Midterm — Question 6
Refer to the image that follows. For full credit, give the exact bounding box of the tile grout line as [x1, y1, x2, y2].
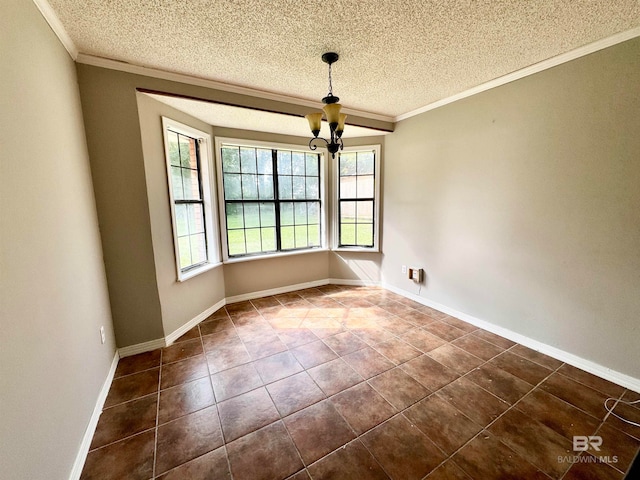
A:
[255, 294, 311, 477]
[199, 322, 236, 480]
[250, 288, 390, 478]
[407, 342, 569, 479]
[151, 348, 163, 479]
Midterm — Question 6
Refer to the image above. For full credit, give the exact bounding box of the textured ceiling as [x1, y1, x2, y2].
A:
[144, 93, 387, 138]
[48, 0, 640, 117]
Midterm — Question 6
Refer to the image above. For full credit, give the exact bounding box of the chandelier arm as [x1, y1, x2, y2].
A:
[309, 137, 329, 150]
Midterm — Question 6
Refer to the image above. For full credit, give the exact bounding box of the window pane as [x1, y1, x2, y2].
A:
[308, 202, 320, 224]
[175, 204, 188, 236]
[257, 149, 273, 174]
[280, 203, 294, 226]
[218, 142, 328, 258]
[187, 204, 205, 234]
[261, 227, 276, 251]
[357, 152, 374, 175]
[292, 176, 306, 199]
[295, 225, 308, 248]
[168, 132, 180, 166]
[178, 236, 192, 269]
[171, 167, 184, 200]
[228, 230, 246, 255]
[258, 174, 274, 199]
[306, 154, 318, 176]
[281, 226, 295, 250]
[222, 147, 240, 173]
[341, 224, 356, 245]
[245, 228, 262, 253]
[356, 201, 374, 223]
[190, 233, 207, 264]
[243, 203, 260, 228]
[308, 224, 320, 246]
[277, 151, 291, 175]
[357, 224, 374, 246]
[242, 174, 258, 199]
[357, 175, 374, 198]
[226, 203, 244, 229]
[260, 202, 276, 227]
[340, 201, 356, 223]
[306, 177, 319, 199]
[278, 176, 292, 199]
[223, 174, 242, 200]
[179, 136, 192, 168]
[340, 153, 357, 175]
[292, 152, 306, 175]
[240, 147, 257, 173]
[182, 169, 201, 200]
[340, 176, 356, 199]
[294, 203, 307, 224]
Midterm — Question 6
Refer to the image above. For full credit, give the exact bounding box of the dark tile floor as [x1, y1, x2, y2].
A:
[81, 285, 640, 480]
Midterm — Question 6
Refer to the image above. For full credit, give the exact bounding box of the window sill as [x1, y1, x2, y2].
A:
[331, 247, 380, 253]
[177, 261, 222, 282]
[223, 248, 329, 265]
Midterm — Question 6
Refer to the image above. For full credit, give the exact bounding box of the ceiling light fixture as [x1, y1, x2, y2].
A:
[305, 52, 346, 159]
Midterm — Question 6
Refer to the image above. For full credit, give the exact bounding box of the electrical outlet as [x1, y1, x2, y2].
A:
[100, 326, 106, 344]
[401, 265, 407, 274]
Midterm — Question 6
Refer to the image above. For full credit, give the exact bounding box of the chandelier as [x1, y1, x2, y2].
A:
[305, 52, 347, 159]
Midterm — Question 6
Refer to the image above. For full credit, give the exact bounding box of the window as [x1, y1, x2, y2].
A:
[162, 118, 218, 280]
[216, 138, 325, 260]
[335, 145, 381, 250]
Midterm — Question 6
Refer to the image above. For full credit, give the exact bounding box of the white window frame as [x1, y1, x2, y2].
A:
[215, 137, 328, 263]
[332, 144, 381, 252]
[162, 117, 220, 281]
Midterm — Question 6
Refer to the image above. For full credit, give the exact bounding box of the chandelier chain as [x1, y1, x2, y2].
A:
[327, 63, 333, 96]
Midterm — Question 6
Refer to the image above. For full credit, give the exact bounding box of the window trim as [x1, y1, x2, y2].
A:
[332, 144, 381, 252]
[162, 117, 220, 281]
[214, 137, 328, 263]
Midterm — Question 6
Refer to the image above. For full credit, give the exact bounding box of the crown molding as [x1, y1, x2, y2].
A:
[32, 0, 78, 59]
[395, 26, 640, 122]
[75, 53, 395, 124]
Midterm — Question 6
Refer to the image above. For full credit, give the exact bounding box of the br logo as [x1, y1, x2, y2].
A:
[573, 435, 602, 452]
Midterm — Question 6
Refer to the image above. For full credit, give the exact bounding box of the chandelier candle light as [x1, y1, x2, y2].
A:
[305, 52, 347, 158]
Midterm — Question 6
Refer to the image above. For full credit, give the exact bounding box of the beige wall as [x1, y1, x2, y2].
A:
[383, 38, 640, 378]
[76, 67, 165, 346]
[0, 1, 116, 479]
[136, 94, 225, 336]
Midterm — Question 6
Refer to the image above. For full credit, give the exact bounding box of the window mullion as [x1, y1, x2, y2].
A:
[272, 149, 282, 252]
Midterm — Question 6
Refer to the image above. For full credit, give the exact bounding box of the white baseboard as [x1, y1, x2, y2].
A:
[329, 277, 381, 287]
[383, 282, 640, 394]
[118, 338, 166, 358]
[225, 279, 331, 304]
[69, 351, 119, 480]
[165, 298, 226, 346]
